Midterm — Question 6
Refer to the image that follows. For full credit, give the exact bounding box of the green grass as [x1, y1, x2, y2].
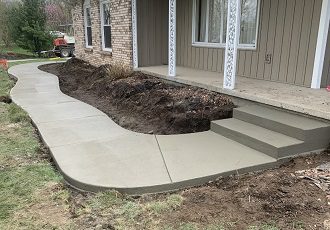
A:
[146, 194, 184, 215]
[0, 61, 64, 229]
[0, 165, 62, 220]
[0, 44, 35, 57]
[89, 190, 124, 210]
[247, 223, 280, 230]
[0, 59, 53, 99]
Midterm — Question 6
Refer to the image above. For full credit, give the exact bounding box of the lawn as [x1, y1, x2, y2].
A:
[0, 44, 35, 56]
[0, 61, 329, 230]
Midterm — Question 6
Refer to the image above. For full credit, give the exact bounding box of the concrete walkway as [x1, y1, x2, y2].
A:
[9, 62, 277, 194]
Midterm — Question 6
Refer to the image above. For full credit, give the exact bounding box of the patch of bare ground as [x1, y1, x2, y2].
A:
[12, 182, 75, 229]
[39, 58, 235, 134]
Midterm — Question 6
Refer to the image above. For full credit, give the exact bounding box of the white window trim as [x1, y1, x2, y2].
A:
[192, 0, 260, 50]
[100, 0, 112, 52]
[84, 0, 93, 49]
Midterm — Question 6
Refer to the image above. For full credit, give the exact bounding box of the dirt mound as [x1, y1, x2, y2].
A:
[61, 57, 94, 72]
[0, 95, 12, 104]
[39, 59, 235, 134]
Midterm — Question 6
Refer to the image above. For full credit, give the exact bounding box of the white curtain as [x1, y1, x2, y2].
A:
[208, 0, 221, 43]
[240, 0, 258, 45]
[195, 0, 258, 45]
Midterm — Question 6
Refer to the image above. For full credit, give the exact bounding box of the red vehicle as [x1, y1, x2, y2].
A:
[53, 34, 75, 58]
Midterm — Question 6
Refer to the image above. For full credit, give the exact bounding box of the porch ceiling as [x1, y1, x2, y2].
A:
[139, 65, 330, 121]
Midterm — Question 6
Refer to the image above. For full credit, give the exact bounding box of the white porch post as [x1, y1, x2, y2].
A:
[132, 0, 138, 69]
[223, 0, 241, 90]
[168, 0, 176, 77]
[311, 0, 330, 89]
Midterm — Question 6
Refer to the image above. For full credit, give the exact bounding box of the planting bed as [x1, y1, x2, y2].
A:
[39, 58, 235, 134]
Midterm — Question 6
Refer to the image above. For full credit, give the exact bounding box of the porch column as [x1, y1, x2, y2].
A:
[223, 0, 241, 90]
[132, 0, 138, 69]
[311, 0, 330, 89]
[168, 0, 176, 77]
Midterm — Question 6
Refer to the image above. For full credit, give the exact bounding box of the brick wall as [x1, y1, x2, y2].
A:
[72, 0, 133, 67]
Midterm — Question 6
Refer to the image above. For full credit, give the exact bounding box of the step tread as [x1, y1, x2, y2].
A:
[234, 105, 330, 130]
[212, 118, 304, 148]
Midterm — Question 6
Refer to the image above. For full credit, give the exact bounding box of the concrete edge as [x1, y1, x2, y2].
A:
[32, 115, 279, 195]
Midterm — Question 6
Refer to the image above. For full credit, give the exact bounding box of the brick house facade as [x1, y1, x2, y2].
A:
[72, 0, 133, 67]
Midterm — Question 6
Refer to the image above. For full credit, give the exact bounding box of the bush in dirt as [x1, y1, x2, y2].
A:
[97, 62, 133, 81]
[9, 0, 53, 56]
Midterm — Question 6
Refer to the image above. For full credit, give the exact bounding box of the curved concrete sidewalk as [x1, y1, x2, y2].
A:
[9, 62, 277, 194]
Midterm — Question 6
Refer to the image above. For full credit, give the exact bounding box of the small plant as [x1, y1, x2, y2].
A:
[89, 190, 124, 210]
[146, 194, 184, 215]
[206, 223, 226, 230]
[101, 62, 133, 81]
[167, 194, 184, 209]
[293, 221, 305, 230]
[116, 201, 141, 219]
[146, 201, 169, 214]
[52, 187, 70, 204]
[178, 223, 199, 230]
[248, 223, 280, 230]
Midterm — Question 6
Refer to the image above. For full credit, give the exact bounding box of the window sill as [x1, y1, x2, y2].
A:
[99, 50, 112, 56]
[192, 43, 257, 51]
[84, 47, 93, 52]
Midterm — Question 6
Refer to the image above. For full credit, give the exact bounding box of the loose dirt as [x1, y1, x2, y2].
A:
[39, 58, 235, 134]
[160, 151, 330, 229]
[0, 95, 12, 104]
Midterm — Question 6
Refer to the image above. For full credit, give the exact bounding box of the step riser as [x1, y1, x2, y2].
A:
[233, 109, 330, 141]
[211, 123, 306, 159]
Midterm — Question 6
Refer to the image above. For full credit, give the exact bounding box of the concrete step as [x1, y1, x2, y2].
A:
[233, 105, 330, 142]
[211, 118, 305, 159]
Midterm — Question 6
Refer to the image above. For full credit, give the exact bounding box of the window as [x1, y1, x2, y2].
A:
[84, 0, 92, 48]
[100, 0, 111, 51]
[193, 0, 259, 49]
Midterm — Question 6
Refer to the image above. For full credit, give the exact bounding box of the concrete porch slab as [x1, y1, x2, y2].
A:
[8, 62, 280, 194]
[139, 65, 330, 121]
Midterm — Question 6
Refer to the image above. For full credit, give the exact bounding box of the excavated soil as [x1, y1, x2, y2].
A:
[161, 152, 330, 229]
[39, 58, 235, 134]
